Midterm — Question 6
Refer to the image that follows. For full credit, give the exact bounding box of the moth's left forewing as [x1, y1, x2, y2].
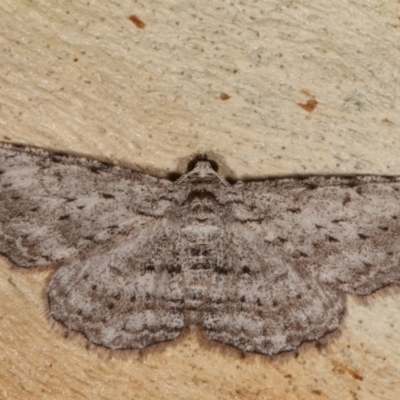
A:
[236, 176, 400, 295]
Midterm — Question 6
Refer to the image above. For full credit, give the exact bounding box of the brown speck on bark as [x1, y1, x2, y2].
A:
[298, 99, 318, 112]
[220, 93, 231, 101]
[129, 15, 146, 29]
[332, 361, 364, 381]
[300, 89, 313, 97]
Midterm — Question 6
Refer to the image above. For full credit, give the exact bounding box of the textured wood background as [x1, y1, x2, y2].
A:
[1, 1, 400, 399]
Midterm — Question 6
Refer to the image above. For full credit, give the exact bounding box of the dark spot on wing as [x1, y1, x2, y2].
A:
[145, 263, 155, 272]
[345, 179, 359, 188]
[215, 265, 228, 274]
[304, 181, 318, 190]
[190, 246, 201, 256]
[167, 264, 182, 274]
[101, 193, 115, 199]
[326, 235, 339, 242]
[242, 266, 250, 274]
[292, 250, 309, 258]
[89, 166, 101, 174]
[342, 194, 351, 205]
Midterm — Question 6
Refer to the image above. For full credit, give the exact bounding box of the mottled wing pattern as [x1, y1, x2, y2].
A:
[205, 176, 400, 355]
[204, 223, 345, 355]
[239, 176, 400, 295]
[3, 145, 400, 355]
[0, 143, 176, 267]
[48, 221, 184, 349]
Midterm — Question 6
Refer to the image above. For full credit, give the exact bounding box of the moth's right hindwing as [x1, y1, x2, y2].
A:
[48, 222, 184, 349]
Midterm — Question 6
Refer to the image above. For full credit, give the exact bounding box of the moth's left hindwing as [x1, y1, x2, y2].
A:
[204, 224, 345, 355]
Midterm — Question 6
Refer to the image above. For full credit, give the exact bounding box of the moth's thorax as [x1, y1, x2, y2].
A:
[180, 222, 224, 326]
[184, 191, 220, 224]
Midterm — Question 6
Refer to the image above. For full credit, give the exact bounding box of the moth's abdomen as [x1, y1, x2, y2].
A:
[181, 224, 223, 325]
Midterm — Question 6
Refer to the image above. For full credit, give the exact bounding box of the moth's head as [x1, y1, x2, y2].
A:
[177, 159, 228, 186]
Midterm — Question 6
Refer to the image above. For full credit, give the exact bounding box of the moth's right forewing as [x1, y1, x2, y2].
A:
[0, 143, 176, 268]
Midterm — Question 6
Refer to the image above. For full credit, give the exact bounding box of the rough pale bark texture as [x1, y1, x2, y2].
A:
[0, 1, 400, 399]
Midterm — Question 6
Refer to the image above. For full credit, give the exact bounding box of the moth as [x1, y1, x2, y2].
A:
[1, 142, 400, 355]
